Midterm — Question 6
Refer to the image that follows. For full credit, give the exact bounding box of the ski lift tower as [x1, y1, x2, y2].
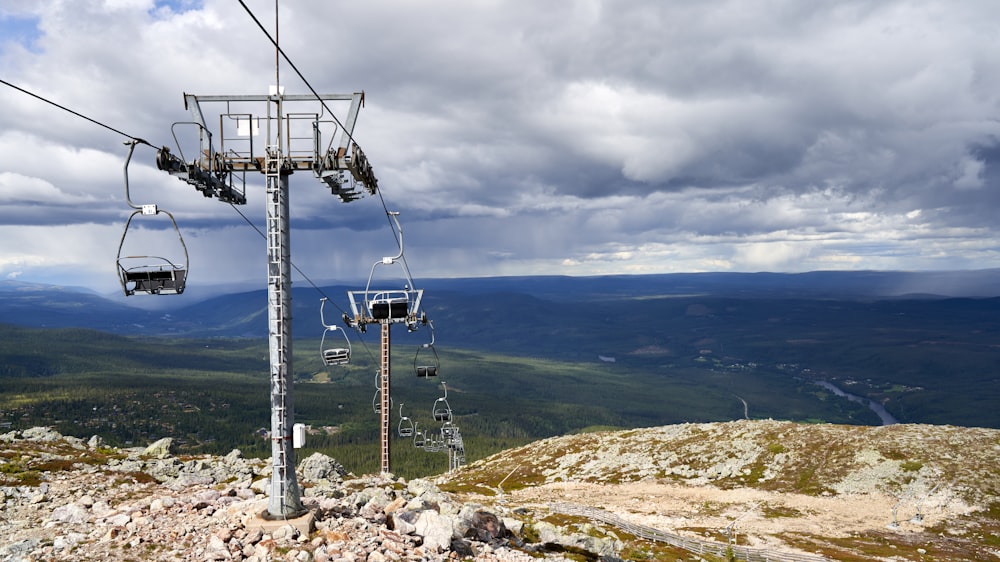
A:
[156, 88, 376, 519]
[417, 382, 466, 472]
[346, 214, 425, 475]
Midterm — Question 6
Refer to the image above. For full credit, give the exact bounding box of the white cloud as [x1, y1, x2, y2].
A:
[3, 0, 1000, 293]
[734, 241, 813, 271]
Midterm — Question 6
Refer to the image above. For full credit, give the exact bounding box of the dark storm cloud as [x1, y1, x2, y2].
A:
[3, 0, 1000, 290]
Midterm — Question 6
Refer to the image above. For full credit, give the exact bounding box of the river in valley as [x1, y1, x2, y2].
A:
[815, 381, 899, 425]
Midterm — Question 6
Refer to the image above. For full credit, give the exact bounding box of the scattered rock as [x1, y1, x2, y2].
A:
[142, 437, 174, 459]
[300, 452, 347, 482]
[414, 509, 454, 552]
[0, 427, 574, 562]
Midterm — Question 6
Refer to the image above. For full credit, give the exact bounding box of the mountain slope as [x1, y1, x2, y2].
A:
[443, 420, 1000, 561]
[4, 272, 1000, 430]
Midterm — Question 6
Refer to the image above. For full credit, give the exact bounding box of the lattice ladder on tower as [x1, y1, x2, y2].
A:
[344, 211, 426, 476]
[264, 142, 295, 508]
[379, 320, 391, 474]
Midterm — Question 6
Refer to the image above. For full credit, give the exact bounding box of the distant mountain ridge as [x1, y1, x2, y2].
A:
[4, 269, 1000, 337]
[4, 270, 1000, 441]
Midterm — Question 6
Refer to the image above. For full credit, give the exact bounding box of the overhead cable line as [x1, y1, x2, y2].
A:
[227, 202, 380, 364]
[0, 78, 154, 147]
[237, 0, 428, 325]
[2, 77, 374, 359]
[236, 0, 362, 151]
[376, 189, 418, 287]
[236, 0, 408, 272]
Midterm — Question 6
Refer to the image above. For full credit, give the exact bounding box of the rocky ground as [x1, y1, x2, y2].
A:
[0, 427, 577, 562]
[4, 421, 1000, 561]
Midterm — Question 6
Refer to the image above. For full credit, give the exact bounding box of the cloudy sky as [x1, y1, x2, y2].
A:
[2, 0, 1000, 299]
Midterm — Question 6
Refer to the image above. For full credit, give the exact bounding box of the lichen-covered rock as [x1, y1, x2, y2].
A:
[141, 437, 174, 459]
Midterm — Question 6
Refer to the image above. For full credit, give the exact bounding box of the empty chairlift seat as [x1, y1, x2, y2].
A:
[414, 323, 439, 378]
[432, 399, 452, 422]
[117, 141, 190, 298]
[416, 365, 438, 378]
[370, 296, 410, 320]
[319, 298, 352, 366]
[397, 404, 414, 438]
[123, 268, 187, 296]
[323, 347, 350, 366]
[432, 382, 452, 422]
[119, 259, 187, 296]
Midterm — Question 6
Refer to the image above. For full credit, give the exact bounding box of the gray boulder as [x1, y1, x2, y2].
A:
[142, 437, 174, 459]
[298, 452, 346, 482]
[414, 509, 454, 552]
[22, 427, 62, 442]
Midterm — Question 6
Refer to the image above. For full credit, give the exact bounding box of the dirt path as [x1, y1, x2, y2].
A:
[499, 480, 942, 550]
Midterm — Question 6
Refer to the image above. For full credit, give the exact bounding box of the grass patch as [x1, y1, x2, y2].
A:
[761, 504, 804, 518]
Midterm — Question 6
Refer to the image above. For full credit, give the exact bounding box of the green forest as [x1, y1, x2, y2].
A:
[0, 323, 884, 479]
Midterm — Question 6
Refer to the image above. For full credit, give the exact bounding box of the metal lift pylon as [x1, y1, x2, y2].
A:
[345, 212, 425, 476]
[263, 132, 302, 518]
[157, 87, 375, 519]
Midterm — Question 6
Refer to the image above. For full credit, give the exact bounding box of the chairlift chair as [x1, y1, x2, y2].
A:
[346, 212, 423, 326]
[432, 382, 453, 423]
[397, 403, 414, 438]
[116, 140, 189, 296]
[370, 291, 411, 320]
[320, 298, 351, 366]
[441, 421, 457, 443]
[414, 320, 440, 378]
[413, 424, 425, 448]
[117, 253, 187, 296]
[423, 434, 442, 453]
[432, 400, 452, 422]
[323, 347, 350, 366]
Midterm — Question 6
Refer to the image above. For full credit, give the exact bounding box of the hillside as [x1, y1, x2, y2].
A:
[445, 419, 1000, 561]
[3, 421, 998, 561]
[3, 271, 1000, 430]
[0, 324, 901, 477]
